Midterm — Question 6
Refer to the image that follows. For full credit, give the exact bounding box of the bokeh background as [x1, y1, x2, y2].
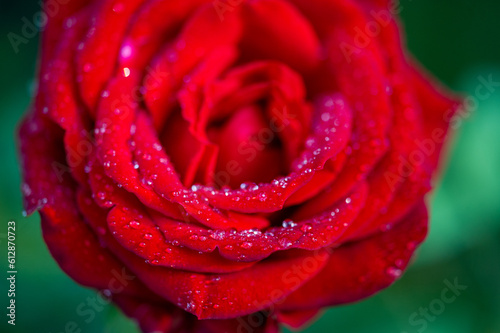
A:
[1, 0, 499, 332]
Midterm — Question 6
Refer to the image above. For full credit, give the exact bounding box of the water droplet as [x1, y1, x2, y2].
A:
[210, 230, 225, 240]
[278, 238, 292, 248]
[123, 67, 131, 77]
[129, 220, 141, 229]
[240, 242, 253, 249]
[386, 267, 402, 277]
[120, 44, 132, 59]
[300, 224, 312, 232]
[281, 219, 297, 228]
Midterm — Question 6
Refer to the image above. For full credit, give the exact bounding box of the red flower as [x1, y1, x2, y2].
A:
[19, 0, 460, 332]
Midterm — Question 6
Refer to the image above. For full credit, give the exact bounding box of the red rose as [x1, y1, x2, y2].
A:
[19, 0, 460, 331]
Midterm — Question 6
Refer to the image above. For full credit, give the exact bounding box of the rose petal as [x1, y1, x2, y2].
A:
[278, 202, 428, 311]
[76, 0, 145, 112]
[240, 0, 321, 73]
[153, 183, 367, 262]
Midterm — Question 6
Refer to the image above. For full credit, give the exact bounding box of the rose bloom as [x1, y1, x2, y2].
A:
[19, 0, 460, 332]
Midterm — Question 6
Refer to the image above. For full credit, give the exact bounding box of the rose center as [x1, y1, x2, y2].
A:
[160, 61, 312, 189]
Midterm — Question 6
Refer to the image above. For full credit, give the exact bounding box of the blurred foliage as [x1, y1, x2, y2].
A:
[0, 0, 499, 332]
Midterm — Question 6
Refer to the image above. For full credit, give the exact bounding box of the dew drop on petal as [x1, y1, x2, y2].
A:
[129, 220, 141, 229]
[386, 267, 402, 277]
[123, 67, 131, 77]
[240, 242, 253, 249]
[120, 44, 132, 59]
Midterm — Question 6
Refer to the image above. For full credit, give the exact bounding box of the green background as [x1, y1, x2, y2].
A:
[1, 0, 499, 332]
